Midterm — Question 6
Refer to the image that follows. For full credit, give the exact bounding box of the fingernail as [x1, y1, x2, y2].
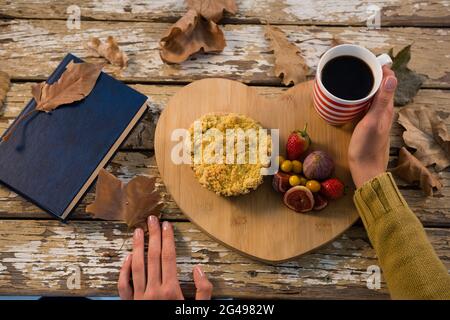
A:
[162, 221, 170, 231]
[148, 215, 158, 225]
[384, 76, 397, 92]
[125, 254, 131, 262]
[195, 266, 204, 277]
[134, 228, 142, 239]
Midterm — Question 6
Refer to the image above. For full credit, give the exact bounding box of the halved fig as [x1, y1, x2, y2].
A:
[283, 186, 314, 213]
[313, 193, 328, 211]
[272, 172, 291, 193]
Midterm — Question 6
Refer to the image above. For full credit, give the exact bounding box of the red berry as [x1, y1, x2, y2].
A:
[286, 124, 311, 160]
[320, 178, 344, 200]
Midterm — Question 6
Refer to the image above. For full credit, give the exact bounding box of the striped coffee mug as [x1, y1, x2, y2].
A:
[313, 44, 392, 125]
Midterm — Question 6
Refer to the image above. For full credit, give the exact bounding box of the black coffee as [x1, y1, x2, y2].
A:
[321, 56, 374, 101]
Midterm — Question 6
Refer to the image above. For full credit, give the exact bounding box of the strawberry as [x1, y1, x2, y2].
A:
[320, 178, 344, 200]
[286, 124, 311, 160]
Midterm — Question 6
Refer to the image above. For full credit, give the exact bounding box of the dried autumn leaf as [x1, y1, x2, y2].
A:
[391, 147, 442, 196]
[160, 9, 226, 64]
[0, 71, 10, 116]
[388, 45, 425, 106]
[398, 106, 450, 171]
[31, 61, 102, 112]
[86, 169, 163, 230]
[2, 61, 102, 141]
[87, 36, 129, 68]
[265, 25, 309, 86]
[185, 0, 237, 22]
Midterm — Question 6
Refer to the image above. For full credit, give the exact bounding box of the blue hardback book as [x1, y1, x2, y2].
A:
[0, 54, 148, 219]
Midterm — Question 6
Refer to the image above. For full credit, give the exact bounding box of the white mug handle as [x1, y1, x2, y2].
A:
[376, 53, 393, 67]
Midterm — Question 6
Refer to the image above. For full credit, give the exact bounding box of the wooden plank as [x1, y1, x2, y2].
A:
[0, 0, 449, 27]
[1, 83, 449, 150]
[0, 84, 449, 224]
[0, 83, 158, 150]
[0, 20, 449, 88]
[0, 219, 448, 298]
[0, 151, 185, 221]
[0, 149, 448, 226]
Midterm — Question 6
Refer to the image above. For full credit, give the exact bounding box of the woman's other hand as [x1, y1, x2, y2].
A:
[118, 216, 213, 300]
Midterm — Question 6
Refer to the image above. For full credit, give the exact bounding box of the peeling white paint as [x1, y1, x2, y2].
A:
[339, 29, 390, 50]
[8, 21, 51, 45]
[283, 0, 388, 23]
[437, 29, 449, 36]
[91, 0, 185, 14]
[332, 242, 343, 249]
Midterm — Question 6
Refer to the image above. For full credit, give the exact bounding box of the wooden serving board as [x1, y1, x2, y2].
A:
[155, 79, 359, 263]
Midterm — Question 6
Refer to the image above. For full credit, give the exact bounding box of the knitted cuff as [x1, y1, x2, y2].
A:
[353, 172, 409, 229]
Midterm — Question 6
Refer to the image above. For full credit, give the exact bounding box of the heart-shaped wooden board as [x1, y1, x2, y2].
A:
[155, 78, 359, 263]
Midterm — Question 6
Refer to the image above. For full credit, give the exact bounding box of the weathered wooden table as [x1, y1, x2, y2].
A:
[0, 1, 448, 299]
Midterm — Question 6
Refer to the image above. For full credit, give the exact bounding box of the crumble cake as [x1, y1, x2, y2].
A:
[188, 113, 271, 196]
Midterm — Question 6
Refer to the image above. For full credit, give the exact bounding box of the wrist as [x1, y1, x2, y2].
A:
[350, 166, 385, 189]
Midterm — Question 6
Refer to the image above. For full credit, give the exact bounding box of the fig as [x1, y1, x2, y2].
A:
[272, 172, 291, 193]
[283, 186, 314, 213]
[303, 151, 335, 181]
[313, 193, 328, 211]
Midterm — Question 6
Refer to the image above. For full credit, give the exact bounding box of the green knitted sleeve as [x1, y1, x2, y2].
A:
[354, 172, 450, 299]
